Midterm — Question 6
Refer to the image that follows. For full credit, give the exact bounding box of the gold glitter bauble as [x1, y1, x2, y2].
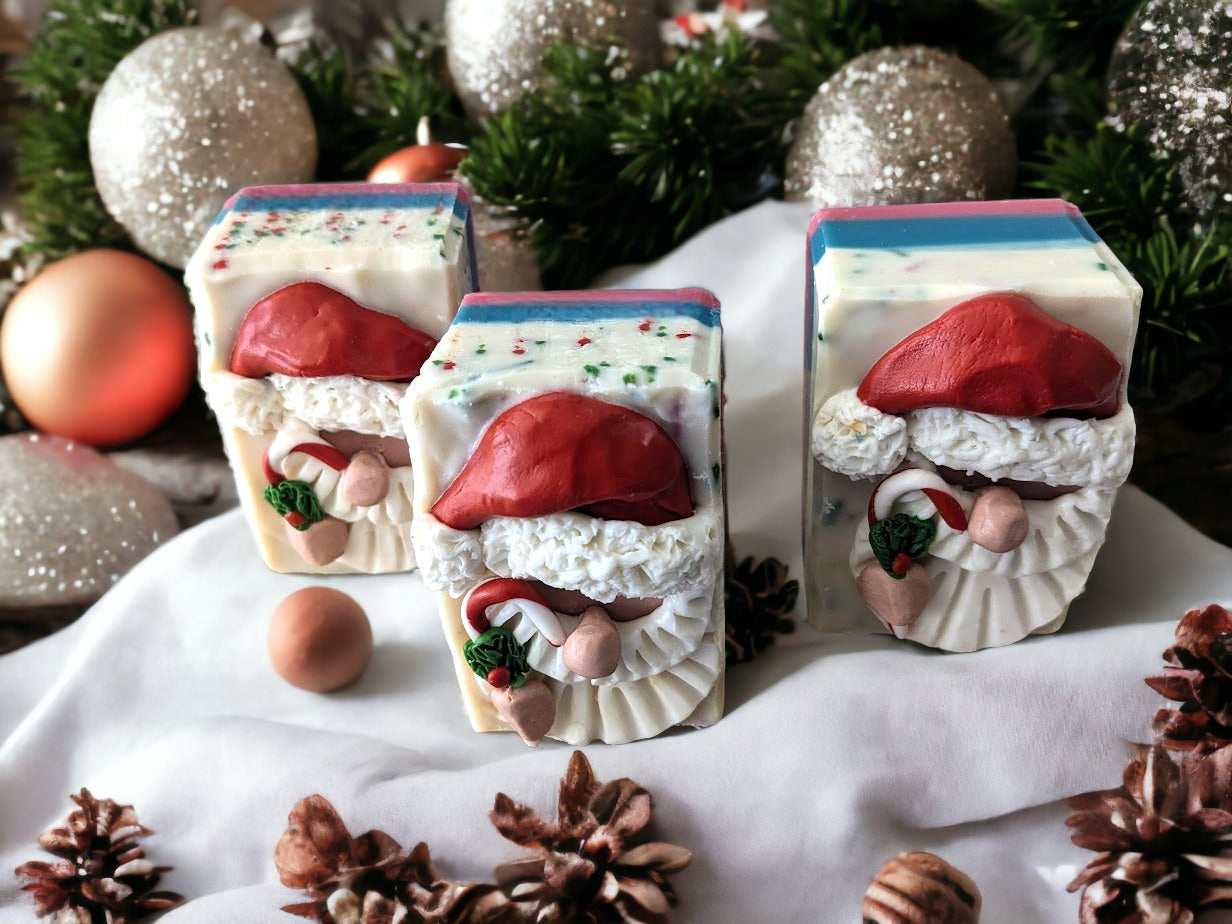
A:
[0, 434, 178, 608]
[784, 46, 1016, 209]
[88, 27, 317, 269]
[1108, 0, 1232, 219]
[444, 0, 660, 118]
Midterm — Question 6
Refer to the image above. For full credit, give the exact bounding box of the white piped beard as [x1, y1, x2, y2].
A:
[811, 388, 1134, 651]
[417, 508, 726, 744]
[849, 472, 1117, 651]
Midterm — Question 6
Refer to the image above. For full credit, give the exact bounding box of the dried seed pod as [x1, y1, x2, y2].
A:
[862, 851, 981, 923]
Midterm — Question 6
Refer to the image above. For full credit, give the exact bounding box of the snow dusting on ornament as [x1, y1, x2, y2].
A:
[784, 46, 1016, 209]
[444, 0, 660, 118]
[88, 27, 317, 269]
[0, 434, 178, 608]
[1108, 0, 1232, 219]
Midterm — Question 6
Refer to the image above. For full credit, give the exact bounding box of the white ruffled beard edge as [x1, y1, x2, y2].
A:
[812, 387, 1135, 489]
[849, 481, 1118, 652]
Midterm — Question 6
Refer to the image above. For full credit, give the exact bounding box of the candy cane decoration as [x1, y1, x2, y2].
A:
[259, 427, 353, 529]
[463, 578, 566, 648]
[265, 426, 350, 485]
[867, 468, 969, 531]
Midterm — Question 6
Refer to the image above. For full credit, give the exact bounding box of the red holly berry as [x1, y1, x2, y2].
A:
[488, 666, 511, 688]
[891, 552, 914, 576]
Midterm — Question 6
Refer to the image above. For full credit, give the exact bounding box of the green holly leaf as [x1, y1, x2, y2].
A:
[263, 480, 324, 531]
[869, 513, 936, 578]
[463, 626, 530, 688]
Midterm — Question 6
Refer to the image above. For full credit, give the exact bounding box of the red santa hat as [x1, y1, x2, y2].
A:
[857, 293, 1124, 419]
[431, 392, 694, 530]
[229, 282, 437, 381]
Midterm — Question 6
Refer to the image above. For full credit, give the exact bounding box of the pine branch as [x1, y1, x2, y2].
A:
[767, 0, 889, 109]
[980, 0, 1141, 75]
[15, 0, 196, 262]
[348, 20, 468, 168]
[767, 0, 1010, 104]
[287, 39, 362, 182]
[464, 32, 794, 287]
[287, 20, 467, 182]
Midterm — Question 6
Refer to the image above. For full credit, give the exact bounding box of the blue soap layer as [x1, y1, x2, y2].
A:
[809, 212, 1101, 266]
[216, 190, 470, 224]
[455, 300, 721, 329]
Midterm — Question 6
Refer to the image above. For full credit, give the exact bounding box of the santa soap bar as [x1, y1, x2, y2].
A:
[186, 182, 476, 574]
[403, 289, 726, 745]
[806, 199, 1141, 651]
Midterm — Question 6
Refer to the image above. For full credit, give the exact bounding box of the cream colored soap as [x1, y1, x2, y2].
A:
[186, 183, 476, 574]
[805, 200, 1141, 651]
[403, 289, 726, 745]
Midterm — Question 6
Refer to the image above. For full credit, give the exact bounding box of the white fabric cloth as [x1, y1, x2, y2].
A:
[2, 201, 1231, 923]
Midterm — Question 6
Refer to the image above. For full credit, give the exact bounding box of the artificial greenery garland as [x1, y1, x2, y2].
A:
[11, 0, 1232, 413]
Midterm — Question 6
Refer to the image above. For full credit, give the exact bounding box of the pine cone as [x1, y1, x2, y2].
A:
[492, 751, 692, 924]
[1147, 604, 1232, 753]
[1066, 744, 1232, 923]
[14, 788, 183, 922]
[275, 794, 508, 924]
[724, 554, 797, 664]
[862, 851, 981, 923]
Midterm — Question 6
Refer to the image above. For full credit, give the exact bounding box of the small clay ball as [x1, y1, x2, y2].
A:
[268, 587, 373, 692]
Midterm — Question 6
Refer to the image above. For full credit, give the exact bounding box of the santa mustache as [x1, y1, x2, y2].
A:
[812, 388, 1135, 490]
[460, 578, 669, 682]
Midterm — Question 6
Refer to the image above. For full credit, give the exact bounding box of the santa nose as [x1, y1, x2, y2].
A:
[561, 606, 622, 679]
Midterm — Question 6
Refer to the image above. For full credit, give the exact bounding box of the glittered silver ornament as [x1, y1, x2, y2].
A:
[445, 0, 660, 118]
[1108, 0, 1232, 218]
[0, 434, 178, 608]
[784, 46, 1016, 209]
[88, 26, 317, 269]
